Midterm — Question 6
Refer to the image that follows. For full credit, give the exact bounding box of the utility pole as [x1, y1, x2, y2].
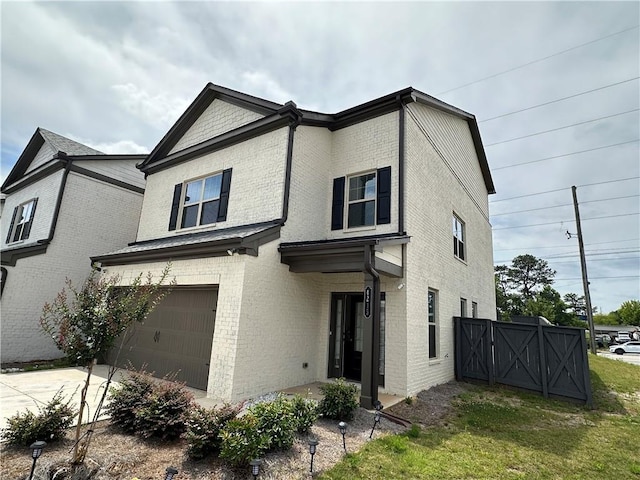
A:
[572, 186, 597, 354]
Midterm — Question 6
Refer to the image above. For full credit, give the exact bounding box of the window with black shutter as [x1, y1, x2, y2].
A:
[169, 169, 232, 231]
[6, 198, 37, 243]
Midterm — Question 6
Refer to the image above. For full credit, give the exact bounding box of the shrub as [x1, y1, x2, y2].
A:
[219, 415, 268, 466]
[105, 371, 154, 433]
[250, 395, 297, 451]
[289, 394, 318, 433]
[134, 380, 194, 440]
[1, 391, 76, 446]
[185, 403, 241, 460]
[318, 378, 359, 420]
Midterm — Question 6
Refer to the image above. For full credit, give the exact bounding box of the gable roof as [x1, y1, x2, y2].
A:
[140, 84, 495, 194]
[2, 128, 105, 189]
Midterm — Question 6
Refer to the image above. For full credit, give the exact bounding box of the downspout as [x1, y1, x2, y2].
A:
[277, 102, 301, 226]
[362, 243, 381, 409]
[38, 152, 72, 245]
[397, 96, 406, 235]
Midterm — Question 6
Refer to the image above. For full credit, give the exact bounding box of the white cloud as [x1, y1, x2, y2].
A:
[111, 83, 190, 130]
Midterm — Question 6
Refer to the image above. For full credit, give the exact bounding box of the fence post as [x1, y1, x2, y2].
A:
[579, 331, 594, 408]
[486, 319, 495, 386]
[454, 317, 462, 381]
[538, 325, 549, 399]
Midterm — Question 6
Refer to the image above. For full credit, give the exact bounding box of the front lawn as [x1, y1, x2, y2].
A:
[322, 354, 640, 479]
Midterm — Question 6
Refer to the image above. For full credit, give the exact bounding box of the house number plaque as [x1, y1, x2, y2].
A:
[364, 286, 372, 318]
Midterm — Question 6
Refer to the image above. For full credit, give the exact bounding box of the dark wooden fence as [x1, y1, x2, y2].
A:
[454, 317, 592, 406]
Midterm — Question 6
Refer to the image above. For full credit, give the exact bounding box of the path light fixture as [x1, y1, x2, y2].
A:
[338, 421, 347, 452]
[164, 466, 178, 480]
[250, 458, 262, 479]
[28, 441, 46, 480]
[369, 401, 384, 439]
[308, 438, 319, 473]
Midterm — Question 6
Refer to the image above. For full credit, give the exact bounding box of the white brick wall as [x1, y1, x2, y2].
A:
[1, 173, 143, 363]
[403, 108, 496, 396]
[283, 112, 400, 243]
[169, 100, 264, 155]
[136, 127, 289, 242]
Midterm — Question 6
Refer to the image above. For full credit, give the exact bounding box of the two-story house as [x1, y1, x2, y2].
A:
[92, 84, 496, 408]
[1, 128, 146, 363]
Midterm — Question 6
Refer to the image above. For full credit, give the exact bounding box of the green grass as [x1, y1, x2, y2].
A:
[322, 354, 640, 479]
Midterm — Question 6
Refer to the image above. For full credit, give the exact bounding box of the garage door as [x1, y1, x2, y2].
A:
[111, 288, 218, 390]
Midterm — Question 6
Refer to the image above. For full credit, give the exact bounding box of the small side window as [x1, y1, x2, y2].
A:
[6, 199, 38, 244]
[453, 214, 465, 261]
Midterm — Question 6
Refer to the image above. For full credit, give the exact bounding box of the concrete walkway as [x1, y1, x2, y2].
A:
[0, 365, 213, 432]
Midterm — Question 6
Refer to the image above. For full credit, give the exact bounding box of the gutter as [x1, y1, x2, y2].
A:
[397, 96, 406, 235]
[39, 152, 72, 245]
[277, 102, 301, 225]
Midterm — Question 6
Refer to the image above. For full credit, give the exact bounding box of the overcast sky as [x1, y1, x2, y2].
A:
[2, 1, 638, 313]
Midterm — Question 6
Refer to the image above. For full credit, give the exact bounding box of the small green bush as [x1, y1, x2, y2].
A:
[250, 395, 297, 451]
[318, 378, 359, 420]
[219, 414, 268, 466]
[185, 403, 241, 460]
[105, 371, 154, 433]
[1, 391, 76, 446]
[134, 380, 194, 440]
[290, 394, 318, 433]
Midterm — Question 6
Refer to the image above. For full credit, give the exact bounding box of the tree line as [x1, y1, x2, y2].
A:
[495, 254, 640, 327]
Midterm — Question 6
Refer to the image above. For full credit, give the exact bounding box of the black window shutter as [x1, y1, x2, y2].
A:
[21, 198, 38, 240]
[6, 206, 18, 243]
[217, 168, 233, 222]
[168, 184, 182, 231]
[331, 176, 345, 230]
[377, 166, 392, 224]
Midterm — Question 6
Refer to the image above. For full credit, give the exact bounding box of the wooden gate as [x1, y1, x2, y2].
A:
[454, 317, 592, 406]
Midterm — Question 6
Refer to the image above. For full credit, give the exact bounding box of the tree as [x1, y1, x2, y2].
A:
[40, 265, 174, 465]
[617, 300, 640, 326]
[523, 285, 579, 326]
[563, 293, 586, 317]
[507, 254, 556, 300]
[593, 311, 622, 325]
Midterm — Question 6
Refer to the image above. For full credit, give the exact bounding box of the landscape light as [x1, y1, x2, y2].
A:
[164, 466, 178, 480]
[338, 421, 347, 452]
[250, 458, 262, 479]
[28, 441, 46, 480]
[308, 438, 319, 473]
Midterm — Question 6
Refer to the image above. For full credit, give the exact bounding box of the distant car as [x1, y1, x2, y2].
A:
[595, 334, 612, 348]
[616, 332, 632, 343]
[609, 341, 640, 355]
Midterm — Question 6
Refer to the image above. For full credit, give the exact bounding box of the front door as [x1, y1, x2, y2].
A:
[328, 292, 385, 385]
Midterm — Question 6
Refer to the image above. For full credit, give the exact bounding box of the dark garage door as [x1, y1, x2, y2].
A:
[110, 288, 218, 390]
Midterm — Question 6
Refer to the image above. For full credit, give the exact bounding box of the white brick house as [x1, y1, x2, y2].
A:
[92, 84, 496, 407]
[0, 128, 146, 363]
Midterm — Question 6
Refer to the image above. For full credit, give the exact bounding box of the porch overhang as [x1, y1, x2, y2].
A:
[278, 234, 409, 277]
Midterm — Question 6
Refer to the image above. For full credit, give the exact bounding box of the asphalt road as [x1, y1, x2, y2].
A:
[597, 351, 640, 366]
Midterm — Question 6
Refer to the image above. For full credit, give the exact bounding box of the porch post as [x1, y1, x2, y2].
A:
[361, 270, 380, 409]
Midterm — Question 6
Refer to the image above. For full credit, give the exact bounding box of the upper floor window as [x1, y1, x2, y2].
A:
[168, 169, 232, 232]
[348, 172, 376, 228]
[453, 214, 465, 261]
[6, 198, 38, 244]
[331, 166, 391, 231]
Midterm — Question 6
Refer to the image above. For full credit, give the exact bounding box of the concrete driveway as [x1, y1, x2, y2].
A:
[0, 365, 213, 433]
[598, 352, 640, 366]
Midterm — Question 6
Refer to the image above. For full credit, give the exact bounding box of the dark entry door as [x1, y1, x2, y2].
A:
[329, 292, 384, 384]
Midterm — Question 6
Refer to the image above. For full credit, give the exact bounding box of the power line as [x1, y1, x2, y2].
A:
[492, 212, 639, 230]
[485, 109, 639, 147]
[480, 77, 640, 123]
[491, 139, 639, 171]
[555, 275, 639, 280]
[494, 250, 640, 263]
[491, 194, 640, 216]
[546, 256, 640, 266]
[494, 238, 640, 252]
[489, 176, 640, 203]
[436, 25, 640, 96]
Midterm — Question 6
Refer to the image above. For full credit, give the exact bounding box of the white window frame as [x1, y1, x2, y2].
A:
[8, 199, 36, 243]
[453, 214, 466, 261]
[179, 172, 223, 229]
[472, 301, 478, 318]
[346, 171, 377, 229]
[428, 289, 438, 359]
[460, 297, 468, 317]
